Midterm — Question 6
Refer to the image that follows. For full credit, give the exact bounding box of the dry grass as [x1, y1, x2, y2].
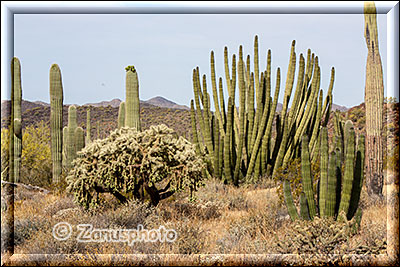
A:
[5, 177, 388, 264]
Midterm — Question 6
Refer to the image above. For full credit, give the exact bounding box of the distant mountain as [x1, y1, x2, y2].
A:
[33, 100, 50, 107]
[83, 96, 189, 110]
[83, 98, 122, 108]
[143, 96, 189, 110]
[331, 103, 348, 112]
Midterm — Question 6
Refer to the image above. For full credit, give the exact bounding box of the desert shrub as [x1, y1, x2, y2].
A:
[1, 128, 10, 179]
[1, 121, 52, 187]
[274, 216, 358, 254]
[274, 158, 320, 204]
[66, 124, 205, 210]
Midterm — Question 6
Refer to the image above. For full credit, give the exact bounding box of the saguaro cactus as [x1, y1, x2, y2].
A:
[8, 57, 23, 182]
[65, 105, 78, 169]
[118, 101, 125, 129]
[75, 127, 85, 154]
[50, 64, 64, 183]
[86, 109, 91, 144]
[364, 1, 384, 198]
[125, 66, 141, 131]
[284, 123, 365, 222]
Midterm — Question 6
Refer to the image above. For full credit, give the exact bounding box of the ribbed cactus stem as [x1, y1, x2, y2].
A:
[326, 151, 338, 218]
[62, 126, 67, 167]
[301, 135, 316, 219]
[338, 122, 356, 220]
[12, 57, 22, 183]
[75, 127, 85, 155]
[210, 51, 225, 136]
[50, 63, 64, 184]
[125, 66, 141, 131]
[86, 109, 91, 144]
[224, 97, 234, 183]
[66, 105, 78, 169]
[190, 100, 201, 155]
[233, 54, 246, 186]
[117, 102, 125, 129]
[364, 2, 384, 198]
[319, 127, 329, 217]
[300, 192, 311, 220]
[283, 180, 299, 221]
[348, 134, 365, 219]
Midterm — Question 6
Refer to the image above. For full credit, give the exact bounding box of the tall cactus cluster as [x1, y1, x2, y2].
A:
[9, 57, 23, 183]
[124, 65, 141, 131]
[190, 36, 334, 184]
[50, 64, 64, 183]
[284, 121, 365, 223]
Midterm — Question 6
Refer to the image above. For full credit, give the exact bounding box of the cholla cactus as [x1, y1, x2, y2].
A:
[66, 124, 205, 209]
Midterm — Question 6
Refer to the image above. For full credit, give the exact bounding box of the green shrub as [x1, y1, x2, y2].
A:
[1, 121, 52, 187]
[66, 124, 205, 210]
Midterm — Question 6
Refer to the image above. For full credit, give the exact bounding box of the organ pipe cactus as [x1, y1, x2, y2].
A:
[284, 122, 365, 223]
[190, 35, 335, 184]
[125, 66, 141, 131]
[50, 64, 64, 183]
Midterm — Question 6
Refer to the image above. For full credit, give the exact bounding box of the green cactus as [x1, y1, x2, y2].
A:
[283, 124, 365, 224]
[300, 192, 311, 221]
[338, 122, 356, 220]
[11, 57, 22, 183]
[66, 125, 205, 209]
[125, 66, 141, 131]
[65, 105, 78, 169]
[283, 180, 299, 221]
[319, 127, 329, 217]
[86, 109, 91, 144]
[190, 35, 335, 184]
[300, 135, 316, 219]
[223, 97, 234, 183]
[75, 127, 85, 155]
[49, 64, 64, 184]
[326, 151, 338, 218]
[118, 101, 125, 129]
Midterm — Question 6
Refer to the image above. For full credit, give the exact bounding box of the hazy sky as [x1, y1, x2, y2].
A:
[6, 4, 391, 108]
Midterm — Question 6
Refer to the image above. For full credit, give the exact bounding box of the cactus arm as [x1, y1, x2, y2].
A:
[280, 40, 297, 134]
[118, 102, 125, 129]
[210, 51, 225, 136]
[233, 53, 246, 186]
[319, 127, 329, 217]
[300, 135, 316, 219]
[283, 180, 299, 221]
[300, 192, 311, 220]
[338, 122, 356, 220]
[326, 151, 338, 218]
[347, 134, 365, 220]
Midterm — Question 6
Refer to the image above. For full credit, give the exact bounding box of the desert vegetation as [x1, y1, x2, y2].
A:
[1, 2, 399, 265]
